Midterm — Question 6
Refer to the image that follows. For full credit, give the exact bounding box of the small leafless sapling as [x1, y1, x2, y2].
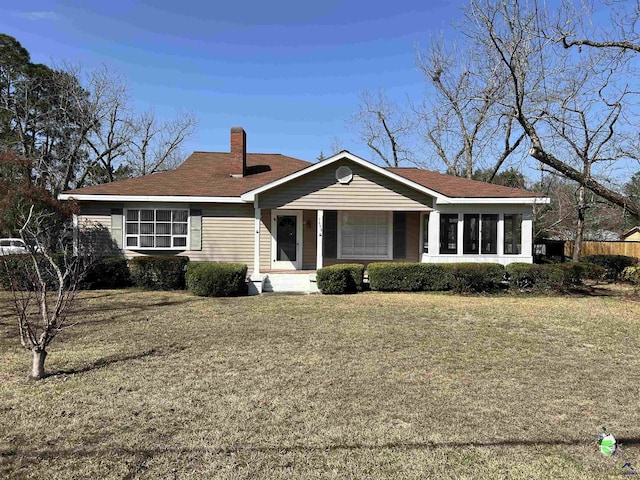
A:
[2, 204, 86, 379]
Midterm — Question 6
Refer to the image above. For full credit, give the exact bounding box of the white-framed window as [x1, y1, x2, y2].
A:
[338, 211, 392, 259]
[504, 213, 523, 254]
[125, 208, 188, 249]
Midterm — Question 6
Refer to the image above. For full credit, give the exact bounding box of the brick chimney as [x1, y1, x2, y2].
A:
[230, 126, 247, 177]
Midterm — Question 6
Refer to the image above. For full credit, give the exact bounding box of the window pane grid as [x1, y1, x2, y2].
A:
[340, 212, 389, 259]
[125, 208, 188, 249]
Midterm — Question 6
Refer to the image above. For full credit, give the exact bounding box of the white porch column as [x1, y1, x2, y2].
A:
[72, 213, 79, 256]
[254, 207, 261, 275]
[522, 212, 533, 258]
[457, 213, 464, 256]
[427, 210, 439, 259]
[316, 209, 324, 270]
[497, 213, 505, 256]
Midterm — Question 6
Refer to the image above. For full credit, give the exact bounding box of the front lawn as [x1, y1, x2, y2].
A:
[1, 290, 639, 479]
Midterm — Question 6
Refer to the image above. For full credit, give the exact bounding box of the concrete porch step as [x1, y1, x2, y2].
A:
[258, 273, 318, 294]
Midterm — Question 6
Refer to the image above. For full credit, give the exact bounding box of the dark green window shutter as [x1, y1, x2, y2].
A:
[190, 209, 202, 251]
[393, 212, 407, 259]
[323, 210, 337, 258]
[110, 208, 123, 249]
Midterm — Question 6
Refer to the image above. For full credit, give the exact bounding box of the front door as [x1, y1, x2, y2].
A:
[271, 210, 303, 269]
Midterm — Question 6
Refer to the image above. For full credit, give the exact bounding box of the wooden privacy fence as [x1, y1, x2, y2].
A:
[564, 241, 640, 258]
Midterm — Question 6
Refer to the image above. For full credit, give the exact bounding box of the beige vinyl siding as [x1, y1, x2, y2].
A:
[189, 204, 254, 265]
[77, 202, 114, 252]
[260, 209, 271, 270]
[302, 210, 317, 269]
[258, 160, 433, 211]
[79, 202, 255, 268]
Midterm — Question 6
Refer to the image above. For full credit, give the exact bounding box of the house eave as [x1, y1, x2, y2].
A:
[57, 194, 247, 203]
[436, 197, 550, 205]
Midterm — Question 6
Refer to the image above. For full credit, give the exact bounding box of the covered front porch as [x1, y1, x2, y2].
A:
[249, 208, 429, 293]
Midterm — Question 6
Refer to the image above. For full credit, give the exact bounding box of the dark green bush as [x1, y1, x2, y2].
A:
[576, 262, 607, 282]
[316, 264, 364, 294]
[581, 255, 638, 281]
[623, 266, 640, 285]
[186, 262, 248, 297]
[81, 256, 132, 289]
[553, 262, 606, 286]
[506, 263, 565, 293]
[129, 255, 189, 290]
[0, 253, 68, 291]
[367, 262, 451, 292]
[448, 263, 506, 293]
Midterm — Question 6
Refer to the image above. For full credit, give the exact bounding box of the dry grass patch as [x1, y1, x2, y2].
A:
[1, 289, 639, 478]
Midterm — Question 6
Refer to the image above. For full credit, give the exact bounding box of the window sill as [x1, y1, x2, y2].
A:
[338, 255, 392, 260]
[126, 247, 188, 251]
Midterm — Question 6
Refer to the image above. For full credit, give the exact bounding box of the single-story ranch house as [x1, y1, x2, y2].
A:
[59, 127, 550, 293]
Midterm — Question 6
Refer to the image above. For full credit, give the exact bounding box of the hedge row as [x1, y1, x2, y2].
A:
[366, 262, 506, 294]
[128, 256, 189, 290]
[0, 254, 68, 291]
[1, 255, 250, 295]
[316, 260, 614, 295]
[186, 262, 248, 297]
[581, 255, 638, 281]
[316, 264, 365, 294]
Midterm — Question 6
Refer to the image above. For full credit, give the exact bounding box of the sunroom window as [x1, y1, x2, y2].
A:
[339, 211, 391, 259]
[504, 214, 523, 254]
[125, 209, 188, 249]
[440, 214, 458, 254]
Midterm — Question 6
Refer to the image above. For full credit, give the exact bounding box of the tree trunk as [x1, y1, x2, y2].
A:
[31, 349, 47, 380]
[573, 185, 586, 262]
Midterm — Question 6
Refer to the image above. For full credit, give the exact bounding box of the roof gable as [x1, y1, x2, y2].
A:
[257, 157, 434, 211]
[242, 151, 548, 204]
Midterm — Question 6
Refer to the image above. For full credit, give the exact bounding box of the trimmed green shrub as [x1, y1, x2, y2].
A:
[367, 262, 452, 292]
[622, 266, 640, 286]
[129, 255, 189, 290]
[581, 255, 638, 281]
[81, 256, 132, 289]
[316, 264, 364, 294]
[576, 262, 607, 282]
[506, 263, 565, 293]
[0, 253, 68, 291]
[447, 263, 506, 293]
[186, 262, 248, 297]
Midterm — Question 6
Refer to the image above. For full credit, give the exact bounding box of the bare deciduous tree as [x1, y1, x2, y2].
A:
[350, 89, 415, 167]
[559, 0, 640, 54]
[125, 110, 196, 177]
[416, 39, 526, 179]
[2, 204, 81, 379]
[0, 35, 198, 193]
[465, 0, 639, 252]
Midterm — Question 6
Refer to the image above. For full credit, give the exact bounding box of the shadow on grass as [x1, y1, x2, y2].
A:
[6, 437, 640, 466]
[46, 349, 160, 378]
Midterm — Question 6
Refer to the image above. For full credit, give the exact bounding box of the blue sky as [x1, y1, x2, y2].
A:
[1, 0, 466, 163]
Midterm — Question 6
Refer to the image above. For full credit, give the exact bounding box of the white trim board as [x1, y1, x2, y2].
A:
[57, 194, 245, 203]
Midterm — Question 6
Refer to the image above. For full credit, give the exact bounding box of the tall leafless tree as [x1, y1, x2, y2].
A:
[464, 0, 639, 259]
[350, 89, 415, 167]
[416, 39, 526, 179]
[125, 110, 196, 177]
